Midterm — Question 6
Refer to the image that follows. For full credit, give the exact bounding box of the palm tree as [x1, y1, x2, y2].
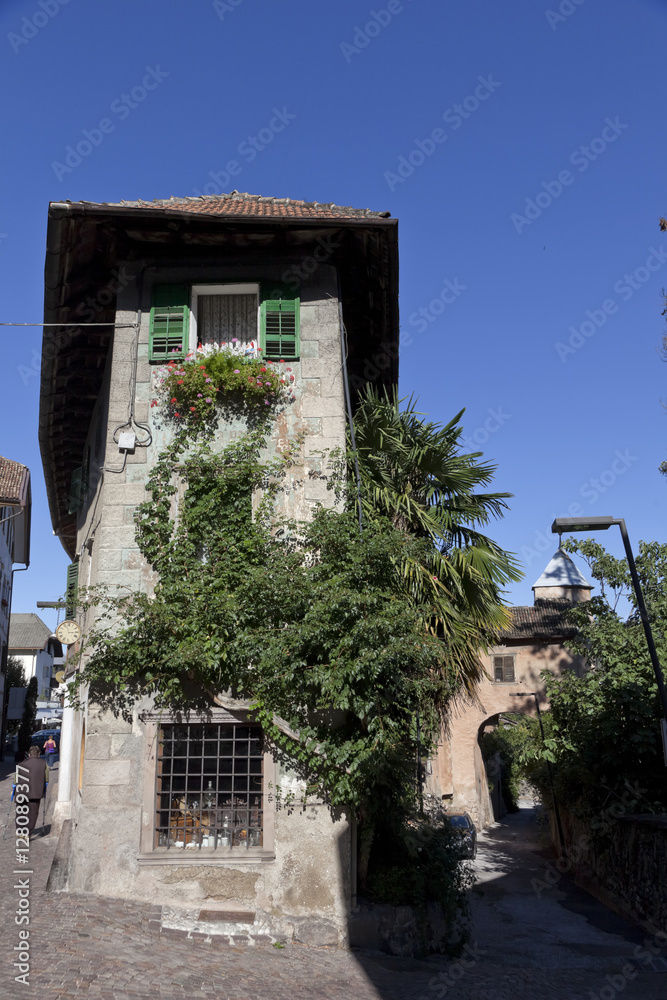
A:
[350, 386, 521, 699]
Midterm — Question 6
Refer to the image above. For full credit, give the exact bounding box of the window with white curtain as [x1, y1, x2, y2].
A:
[190, 284, 259, 352]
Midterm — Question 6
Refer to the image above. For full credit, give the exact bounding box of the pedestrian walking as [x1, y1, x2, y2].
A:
[43, 735, 57, 769]
[18, 745, 49, 839]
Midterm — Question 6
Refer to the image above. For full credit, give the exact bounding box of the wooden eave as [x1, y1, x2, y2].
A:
[40, 202, 399, 557]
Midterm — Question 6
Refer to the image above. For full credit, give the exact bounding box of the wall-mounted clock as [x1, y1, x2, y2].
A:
[55, 619, 81, 646]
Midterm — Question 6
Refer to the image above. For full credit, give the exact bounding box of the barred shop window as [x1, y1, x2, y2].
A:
[155, 723, 263, 851]
[493, 655, 515, 683]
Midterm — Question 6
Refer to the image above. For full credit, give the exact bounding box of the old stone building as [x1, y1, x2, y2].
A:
[39, 192, 399, 945]
[429, 547, 593, 827]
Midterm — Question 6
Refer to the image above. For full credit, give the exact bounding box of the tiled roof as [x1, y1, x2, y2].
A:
[501, 599, 578, 640]
[9, 613, 53, 650]
[75, 191, 391, 220]
[0, 456, 28, 505]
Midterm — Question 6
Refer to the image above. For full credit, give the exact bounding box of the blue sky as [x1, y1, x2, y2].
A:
[1, 0, 666, 627]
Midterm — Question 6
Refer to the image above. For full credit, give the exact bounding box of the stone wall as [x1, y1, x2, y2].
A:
[52, 259, 353, 945]
[557, 808, 667, 934]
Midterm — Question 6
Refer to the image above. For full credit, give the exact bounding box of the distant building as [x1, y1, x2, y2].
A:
[430, 547, 592, 827]
[0, 456, 31, 752]
[8, 613, 62, 708]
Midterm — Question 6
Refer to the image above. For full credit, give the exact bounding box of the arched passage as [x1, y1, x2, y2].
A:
[432, 688, 547, 828]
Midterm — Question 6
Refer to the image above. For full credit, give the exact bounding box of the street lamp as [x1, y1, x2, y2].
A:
[551, 516, 667, 765]
[510, 691, 566, 856]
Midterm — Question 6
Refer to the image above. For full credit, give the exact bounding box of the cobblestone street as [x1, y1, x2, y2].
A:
[1, 761, 665, 1000]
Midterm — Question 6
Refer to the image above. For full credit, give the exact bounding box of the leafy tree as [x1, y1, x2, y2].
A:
[520, 537, 667, 817]
[351, 387, 521, 695]
[6, 655, 27, 691]
[479, 714, 543, 812]
[74, 394, 518, 892]
[4, 656, 27, 734]
[17, 676, 38, 756]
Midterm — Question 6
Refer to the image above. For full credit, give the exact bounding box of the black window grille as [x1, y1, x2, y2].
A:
[155, 723, 263, 851]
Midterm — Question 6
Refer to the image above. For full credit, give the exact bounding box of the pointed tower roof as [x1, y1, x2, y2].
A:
[532, 548, 592, 591]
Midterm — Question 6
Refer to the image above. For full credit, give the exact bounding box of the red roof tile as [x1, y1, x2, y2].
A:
[75, 191, 391, 220]
[0, 456, 28, 505]
[501, 599, 578, 640]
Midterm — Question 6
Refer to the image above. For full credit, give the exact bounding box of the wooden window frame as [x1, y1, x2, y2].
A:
[189, 283, 260, 353]
[493, 654, 515, 683]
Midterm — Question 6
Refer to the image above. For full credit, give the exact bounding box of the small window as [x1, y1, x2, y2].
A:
[192, 284, 259, 351]
[155, 722, 263, 851]
[493, 655, 515, 683]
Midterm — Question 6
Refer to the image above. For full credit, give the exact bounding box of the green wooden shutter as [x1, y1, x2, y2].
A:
[67, 467, 84, 514]
[260, 298, 300, 360]
[149, 284, 190, 362]
[65, 562, 79, 620]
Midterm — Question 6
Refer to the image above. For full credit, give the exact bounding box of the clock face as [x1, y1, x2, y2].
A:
[56, 619, 81, 645]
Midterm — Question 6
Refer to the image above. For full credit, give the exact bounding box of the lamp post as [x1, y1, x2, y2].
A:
[510, 691, 566, 856]
[551, 516, 667, 765]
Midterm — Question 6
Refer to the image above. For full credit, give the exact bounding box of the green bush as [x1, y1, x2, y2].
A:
[367, 820, 474, 912]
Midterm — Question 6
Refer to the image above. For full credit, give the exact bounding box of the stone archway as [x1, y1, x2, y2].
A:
[427, 686, 547, 829]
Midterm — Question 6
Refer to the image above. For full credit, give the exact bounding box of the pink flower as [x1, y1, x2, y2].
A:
[197, 393, 202, 397]
[233, 369, 240, 374]
[205, 397, 212, 402]
[232, 338, 238, 343]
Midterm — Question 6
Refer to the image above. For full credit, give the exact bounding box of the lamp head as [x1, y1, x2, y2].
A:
[551, 516, 617, 534]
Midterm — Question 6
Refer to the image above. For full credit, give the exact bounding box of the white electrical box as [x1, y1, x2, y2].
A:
[118, 432, 136, 452]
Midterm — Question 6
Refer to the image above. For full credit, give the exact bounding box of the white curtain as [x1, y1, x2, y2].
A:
[198, 294, 257, 348]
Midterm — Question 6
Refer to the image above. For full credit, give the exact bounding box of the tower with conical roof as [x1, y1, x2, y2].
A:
[532, 547, 592, 604]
